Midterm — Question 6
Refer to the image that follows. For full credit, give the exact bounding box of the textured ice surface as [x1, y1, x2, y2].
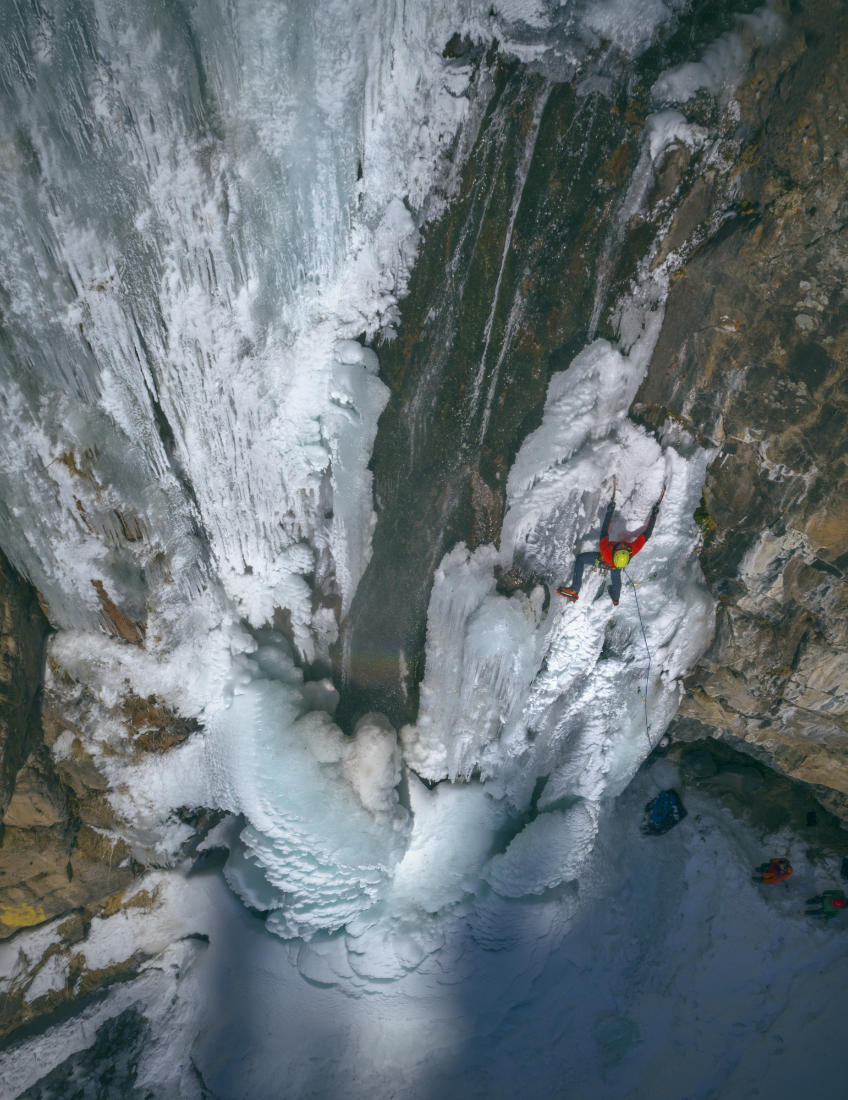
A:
[483, 802, 600, 896]
[0, 0, 485, 651]
[0, 0, 705, 644]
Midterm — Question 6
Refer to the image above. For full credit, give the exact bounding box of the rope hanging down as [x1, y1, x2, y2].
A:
[624, 566, 652, 746]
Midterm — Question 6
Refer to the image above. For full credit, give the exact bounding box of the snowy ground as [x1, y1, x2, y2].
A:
[3, 754, 846, 1099]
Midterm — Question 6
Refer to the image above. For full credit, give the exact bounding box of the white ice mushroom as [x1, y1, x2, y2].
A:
[343, 713, 404, 818]
[199, 638, 410, 938]
[389, 776, 512, 914]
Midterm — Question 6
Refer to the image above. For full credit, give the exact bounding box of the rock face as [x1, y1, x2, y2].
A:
[0, 731, 135, 943]
[0, 564, 214, 1041]
[0, 557, 139, 940]
[335, 0, 759, 731]
[635, 0, 848, 814]
[0, 657, 213, 1041]
[0, 551, 48, 819]
[0, 659, 207, 945]
[16, 1006, 150, 1097]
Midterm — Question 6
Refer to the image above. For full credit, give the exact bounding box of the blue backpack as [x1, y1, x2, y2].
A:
[642, 789, 687, 835]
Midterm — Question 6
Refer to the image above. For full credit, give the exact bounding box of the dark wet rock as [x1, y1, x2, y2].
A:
[668, 738, 848, 856]
[17, 1007, 149, 1099]
[700, 763, 764, 798]
[678, 745, 719, 780]
[335, 61, 653, 729]
[0, 549, 48, 817]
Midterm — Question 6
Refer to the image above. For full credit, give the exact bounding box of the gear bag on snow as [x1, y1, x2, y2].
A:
[641, 789, 687, 836]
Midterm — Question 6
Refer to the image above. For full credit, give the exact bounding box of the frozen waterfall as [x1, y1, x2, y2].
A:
[0, 0, 790, 1096]
[0, 0, 721, 946]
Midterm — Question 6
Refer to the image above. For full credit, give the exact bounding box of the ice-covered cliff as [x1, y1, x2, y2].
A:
[0, 0, 721, 946]
[2, 1, 847, 1096]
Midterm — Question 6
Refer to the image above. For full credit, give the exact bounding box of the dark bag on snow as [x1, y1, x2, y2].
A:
[641, 789, 687, 836]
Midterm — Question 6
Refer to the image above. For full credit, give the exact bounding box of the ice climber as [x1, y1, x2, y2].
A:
[557, 479, 664, 606]
[805, 890, 847, 919]
[753, 857, 793, 884]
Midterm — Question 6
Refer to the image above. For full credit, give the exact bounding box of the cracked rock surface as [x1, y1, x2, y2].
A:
[635, 0, 848, 813]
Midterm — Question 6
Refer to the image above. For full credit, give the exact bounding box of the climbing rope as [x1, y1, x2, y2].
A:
[624, 566, 652, 747]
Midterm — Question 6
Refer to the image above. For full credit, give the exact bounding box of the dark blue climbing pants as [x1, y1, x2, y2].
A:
[570, 551, 600, 594]
[569, 552, 621, 604]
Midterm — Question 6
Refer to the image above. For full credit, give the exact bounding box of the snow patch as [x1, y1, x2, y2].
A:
[652, 2, 785, 105]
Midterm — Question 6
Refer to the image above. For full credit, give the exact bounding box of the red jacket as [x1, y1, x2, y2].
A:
[599, 499, 655, 567]
[762, 859, 792, 884]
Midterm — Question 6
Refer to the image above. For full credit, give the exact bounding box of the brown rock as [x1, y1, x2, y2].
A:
[0, 819, 135, 941]
[91, 579, 144, 645]
[635, 0, 848, 813]
[121, 690, 200, 756]
[2, 750, 68, 828]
